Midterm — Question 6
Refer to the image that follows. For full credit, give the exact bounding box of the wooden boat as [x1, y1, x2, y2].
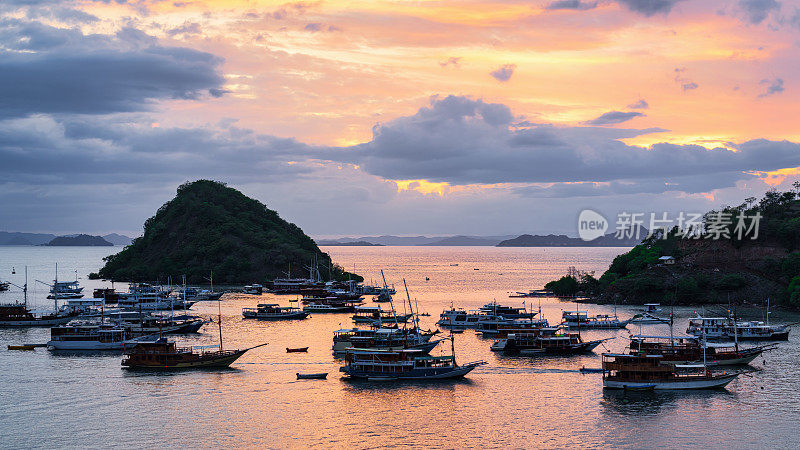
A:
[340, 348, 485, 381]
[687, 316, 790, 341]
[491, 329, 607, 355]
[1, 268, 82, 327]
[243, 284, 263, 295]
[476, 317, 549, 337]
[302, 303, 353, 313]
[332, 327, 439, 354]
[562, 311, 633, 329]
[242, 303, 309, 320]
[48, 323, 154, 350]
[122, 339, 267, 369]
[123, 295, 265, 369]
[93, 288, 122, 302]
[628, 335, 771, 366]
[8, 344, 36, 350]
[351, 306, 410, 324]
[601, 353, 741, 390]
[297, 372, 327, 379]
[0, 304, 80, 327]
[286, 347, 309, 353]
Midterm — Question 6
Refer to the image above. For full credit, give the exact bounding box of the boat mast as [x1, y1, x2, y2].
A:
[766, 297, 770, 326]
[182, 275, 187, 317]
[24, 266, 28, 308]
[403, 279, 419, 333]
[54, 263, 58, 312]
[217, 293, 223, 352]
[702, 318, 708, 377]
[450, 330, 457, 366]
[381, 270, 399, 328]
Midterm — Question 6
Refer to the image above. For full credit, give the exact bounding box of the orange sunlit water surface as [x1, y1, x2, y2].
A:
[1, 246, 798, 447]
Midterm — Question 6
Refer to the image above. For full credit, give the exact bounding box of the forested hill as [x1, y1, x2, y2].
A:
[545, 187, 800, 307]
[94, 180, 361, 284]
[47, 234, 113, 246]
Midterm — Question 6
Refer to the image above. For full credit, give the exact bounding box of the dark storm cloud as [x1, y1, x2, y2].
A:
[584, 111, 645, 125]
[330, 96, 800, 188]
[739, 0, 781, 24]
[490, 64, 516, 82]
[0, 115, 316, 186]
[546, 0, 598, 10]
[0, 20, 225, 119]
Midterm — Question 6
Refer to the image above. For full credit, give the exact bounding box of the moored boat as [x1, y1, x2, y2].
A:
[628, 335, 771, 366]
[340, 347, 485, 381]
[242, 303, 309, 320]
[303, 303, 353, 313]
[601, 353, 741, 390]
[297, 372, 327, 379]
[476, 317, 548, 336]
[0, 304, 80, 327]
[352, 306, 410, 324]
[491, 329, 606, 355]
[687, 316, 790, 341]
[0, 270, 81, 327]
[122, 338, 266, 369]
[47, 323, 155, 351]
[562, 311, 633, 329]
[243, 284, 263, 295]
[332, 327, 439, 354]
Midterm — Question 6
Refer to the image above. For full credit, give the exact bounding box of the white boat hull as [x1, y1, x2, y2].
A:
[0, 316, 75, 327]
[604, 374, 738, 390]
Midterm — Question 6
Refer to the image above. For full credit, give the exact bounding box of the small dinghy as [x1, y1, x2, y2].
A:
[297, 372, 327, 379]
[579, 367, 604, 373]
[286, 347, 309, 353]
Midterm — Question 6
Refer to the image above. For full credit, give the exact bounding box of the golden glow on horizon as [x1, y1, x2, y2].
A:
[755, 167, 800, 187]
[395, 180, 451, 196]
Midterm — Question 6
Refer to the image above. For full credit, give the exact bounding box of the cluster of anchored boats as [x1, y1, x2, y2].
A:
[437, 298, 788, 390]
[240, 271, 487, 380]
[2, 265, 794, 388]
[1, 268, 218, 356]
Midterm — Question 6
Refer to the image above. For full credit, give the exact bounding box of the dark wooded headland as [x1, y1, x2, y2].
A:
[546, 187, 800, 307]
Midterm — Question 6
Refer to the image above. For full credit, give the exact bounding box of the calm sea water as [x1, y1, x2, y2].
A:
[1, 245, 799, 448]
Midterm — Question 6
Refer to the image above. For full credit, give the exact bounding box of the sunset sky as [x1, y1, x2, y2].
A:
[1, 0, 799, 237]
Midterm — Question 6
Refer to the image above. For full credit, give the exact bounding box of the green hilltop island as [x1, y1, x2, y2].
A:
[91, 180, 361, 284]
[546, 186, 800, 307]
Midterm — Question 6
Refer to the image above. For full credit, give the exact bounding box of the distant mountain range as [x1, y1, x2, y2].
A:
[0, 231, 134, 246]
[316, 240, 384, 246]
[316, 233, 640, 247]
[317, 235, 516, 246]
[496, 231, 645, 247]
